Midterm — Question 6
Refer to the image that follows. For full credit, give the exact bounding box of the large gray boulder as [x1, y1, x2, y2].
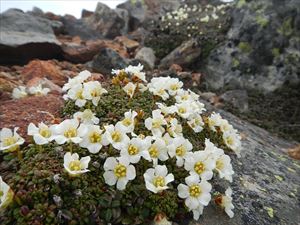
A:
[84, 2, 125, 38]
[204, 0, 300, 92]
[187, 103, 300, 225]
[0, 9, 61, 64]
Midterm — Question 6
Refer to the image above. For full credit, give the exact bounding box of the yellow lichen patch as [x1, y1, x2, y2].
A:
[287, 167, 296, 173]
[274, 175, 283, 181]
[264, 206, 274, 218]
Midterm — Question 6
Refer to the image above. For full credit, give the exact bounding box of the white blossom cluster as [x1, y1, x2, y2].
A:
[12, 84, 50, 99]
[63, 70, 107, 107]
[0, 65, 241, 221]
[160, 3, 230, 35]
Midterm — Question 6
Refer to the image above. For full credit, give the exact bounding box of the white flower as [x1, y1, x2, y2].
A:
[219, 119, 234, 133]
[53, 119, 87, 144]
[208, 112, 222, 131]
[167, 118, 183, 137]
[167, 78, 183, 96]
[64, 83, 86, 107]
[200, 15, 209, 22]
[184, 151, 215, 180]
[177, 174, 212, 210]
[187, 114, 204, 133]
[79, 124, 109, 154]
[123, 82, 136, 98]
[0, 127, 25, 152]
[28, 84, 50, 96]
[125, 64, 147, 82]
[12, 86, 28, 99]
[27, 122, 55, 145]
[144, 165, 174, 193]
[191, 204, 204, 220]
[116, 110, 137, 134]
[216, 187, 234, 218]
[120, 137, 151, 163]
[62, 70, 91, 92]
[82, 81, 107, 106]
[203, 138, 224, 161]
[175, 89, 193, 103]
[104, 124, 130, 150]
[223, 131, 242, 157]
[156, 103, 177, 115]
[148, 77, 170, 100]
[147, 137, 169, 165]
[145, 109, 167, 137]
[103, 156, 136, 190]
[73, 109, 99, 125]
[215, 154, 234, 182]
[111, 69, 122, 75]
[63, 152, 90, 176]
[0, 176, 14, 209]
[175, 101, 194, 119]
[168, 136, 192, 167]
[153, 213, 172, 225]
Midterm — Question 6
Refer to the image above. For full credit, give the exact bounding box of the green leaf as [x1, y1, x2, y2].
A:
[105, 209, 112, 222]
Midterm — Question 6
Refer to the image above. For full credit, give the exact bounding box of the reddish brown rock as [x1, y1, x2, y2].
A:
[21, 60, 67, 86]
[169, 64, 183, 73]
[0, 94, 63, 140]
[288, 145, 300, 160]
[60, 36, 129, 63]
[0, 72, 22, 92]
[114, 36, 139, 52]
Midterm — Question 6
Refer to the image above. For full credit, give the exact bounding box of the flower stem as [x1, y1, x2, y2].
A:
[68, 142, 73, 153]
[16, 148, 23, 161]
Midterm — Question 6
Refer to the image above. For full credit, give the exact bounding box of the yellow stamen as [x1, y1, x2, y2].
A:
[114, 164, 127, 178]
[189, 185, 202, 197]
[122, 118, 132, 126]
[176, 145, 186, 157]
[194, 161, 205, 174]
[89, 132, 102, 143]
[111, 131, 121, 142]
[39, 128, 51, 138]
[128, 144, 139, 155]
[64, 128, 77, 138]
[149, 145, 159, 158]
[153, 176, 165, 187]
[69, 160, 82, 171]
[216, 159, 224, 170]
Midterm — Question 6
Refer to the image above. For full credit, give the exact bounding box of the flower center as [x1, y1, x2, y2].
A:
[89, 132, 102, 143]
[114, 164, 127, 178]
[64, 128, 77, 138]
[182, 95, 189, 100]
[226, 136, 234, 145]
[111, 131, 121, 142]
[76, 90, 84, 99]
[39, 128, 51, 138]
[152, 119, 162, 128]
[170, 84, 179, 91]
[216, 159, 224, 170]
[178, 107, 186, 114]
[128, 144, 139, 155]
[153, 176, 165, 187]
[194, 161, 205, 174]
[122, 118, 132, 126]
[91, 89, 100, 97]
[149, 145, 159, 158]
[3, 137, 17, 147]
[158, 89, 165, 95]
[69, 160, 82, 171]
[189, 185, 202, 197]
[176, 145, 186, 157]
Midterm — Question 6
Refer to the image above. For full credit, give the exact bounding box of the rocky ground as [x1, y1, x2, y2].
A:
[0, 0, 299, 224]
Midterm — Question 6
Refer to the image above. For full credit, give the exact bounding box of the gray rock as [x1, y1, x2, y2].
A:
[115, 8, 129, 34]
[186, 103, 300, 225]
[84, 2, 125, 38]
[204, 0, 300, 92]
[90, 48, 128, 75]
[0, 9, 61, 64]
[117, 0, 181, 31]
[220, 89, 249, 113]
[159, 39, 201, 69]
[61, 15, 102, 40]
[135, 47, 156, 69]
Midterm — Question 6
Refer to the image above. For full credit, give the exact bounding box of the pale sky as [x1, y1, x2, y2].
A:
[0, 0, 127, 18]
